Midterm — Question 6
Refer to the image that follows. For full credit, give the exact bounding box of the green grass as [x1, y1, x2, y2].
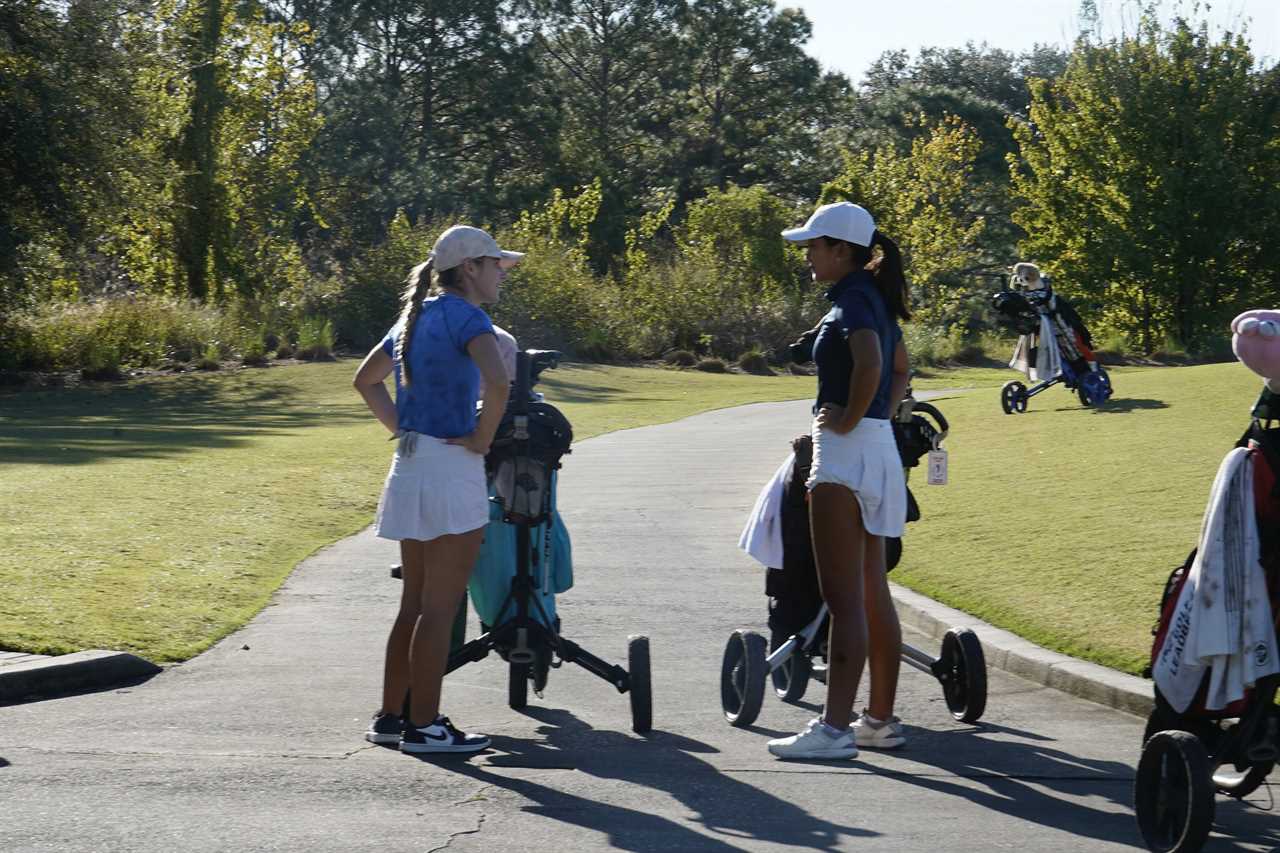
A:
[2, 358, 1262, 674]
[0, 360, 814, 661]
[894, 361, 1264, 674]
[910, 365, 1011, 392]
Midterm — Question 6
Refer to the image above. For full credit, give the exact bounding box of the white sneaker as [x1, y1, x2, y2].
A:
[853, 710, 906, 749]
[399, 715, 490, 754]
[767, 718, 857, 760]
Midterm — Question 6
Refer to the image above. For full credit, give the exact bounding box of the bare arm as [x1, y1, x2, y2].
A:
[816, 329, 882, 434]
[353, 345, 398, 435]
[446, 333, 508, 455]
[888, 336, 910, 411]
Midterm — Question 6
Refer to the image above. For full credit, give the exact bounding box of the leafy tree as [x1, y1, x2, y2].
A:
[1010, 15, 1278, 350]
[852, 43, 1070, 276]
[522, 0, 685, 268]
[306, 0, 553, 247]
[173, 0, 225, 301]
[101, 0, 319, 303]
[662, 1, 850, 204]
[677, 183, 803, 293]
[0, 0, 144, 300]
[822, 115, 987, 326]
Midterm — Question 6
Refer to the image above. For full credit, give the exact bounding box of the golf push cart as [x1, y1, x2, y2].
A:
[393, 349, 652, 733]
[721, 390, 988, 729]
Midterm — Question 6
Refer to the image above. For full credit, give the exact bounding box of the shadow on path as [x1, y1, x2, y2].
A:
[888, 720, 1141, 847]
[1210, 796, 1280, 850]
[416, 708, 876, 851]
[0, 670, 161, 707]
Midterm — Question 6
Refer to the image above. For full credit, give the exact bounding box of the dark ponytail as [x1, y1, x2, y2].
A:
[869, 230, 911, 322]
[824, 231, 912, 322]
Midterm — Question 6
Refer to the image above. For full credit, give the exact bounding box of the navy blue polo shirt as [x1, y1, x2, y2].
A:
[811, 270, 899, 420]
[379, 292, 495, 438]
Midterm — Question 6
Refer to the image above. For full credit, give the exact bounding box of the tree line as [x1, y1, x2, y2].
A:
[1, 0, 1276, 373]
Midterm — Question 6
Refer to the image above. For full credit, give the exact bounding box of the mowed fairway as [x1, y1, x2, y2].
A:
[0, 360, 815, 661]
[0, 358, 1259, 675]
[894, 360, 1264, 674]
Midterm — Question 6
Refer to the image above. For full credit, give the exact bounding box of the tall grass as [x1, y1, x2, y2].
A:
[14, 296, 237, 373]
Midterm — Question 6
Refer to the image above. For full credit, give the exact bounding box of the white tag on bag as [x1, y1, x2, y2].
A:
[927, 449, 948, 486]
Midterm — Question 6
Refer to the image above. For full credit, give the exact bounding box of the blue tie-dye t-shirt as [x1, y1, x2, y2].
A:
[380, 292, 495, 438]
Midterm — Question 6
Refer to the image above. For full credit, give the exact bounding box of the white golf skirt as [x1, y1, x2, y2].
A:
[374, 432, 488, 542]
[806, 417, 907, 537]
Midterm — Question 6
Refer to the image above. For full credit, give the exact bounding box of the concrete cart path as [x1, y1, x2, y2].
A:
[2, 398, 1277, 852]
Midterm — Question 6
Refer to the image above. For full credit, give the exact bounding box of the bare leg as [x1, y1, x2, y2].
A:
[380, 539, 425, 716]
[810, 483, 867, 731]
[406, 528, 485, 726]
[862, 534, 902, 721]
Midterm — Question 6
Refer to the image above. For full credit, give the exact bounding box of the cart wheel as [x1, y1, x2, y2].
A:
[627, 634, 652, 734]
[1135, 730, 1215, 853]
[1001, 381, 1028, 415]
[1141, 697, 1218, 746]
[1014, 389, 1028, 413]
[1140, 697, 1272, 796]
[721, 629, 767, 727]
[886, 537, 903, 571]
[1000, 381, 1019, 414]
[528, 640, 552, 695]
[937, 628, 987, 723]
[508, 660, 529, 711]
[1077, 382, 1093, 407]
[770, 633, 811, 703]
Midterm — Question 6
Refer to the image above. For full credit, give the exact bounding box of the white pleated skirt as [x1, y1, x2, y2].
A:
[806, 417, 907, 537]
[374, 432, 489, 542]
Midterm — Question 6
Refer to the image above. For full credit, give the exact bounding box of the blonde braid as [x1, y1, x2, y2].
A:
[394, 259, 433, 388]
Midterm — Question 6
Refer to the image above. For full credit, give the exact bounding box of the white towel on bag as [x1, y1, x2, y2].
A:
[1008, 313, 1064, 382]
[738, 453, 794, 569]
[1153, 448, 1279, 713]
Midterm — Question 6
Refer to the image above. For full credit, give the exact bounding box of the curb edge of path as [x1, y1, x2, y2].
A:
[0, 650, 162, 705]
[890, 582, 1154, 719]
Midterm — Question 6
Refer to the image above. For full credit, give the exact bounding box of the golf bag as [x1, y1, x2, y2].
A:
[1147, 419, 1280, 719]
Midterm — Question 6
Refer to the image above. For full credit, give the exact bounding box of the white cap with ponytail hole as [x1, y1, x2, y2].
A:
[430, 225, 525, 272]
[781, 202, 876, 248]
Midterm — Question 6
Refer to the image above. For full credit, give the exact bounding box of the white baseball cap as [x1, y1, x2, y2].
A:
[781, 202, 876, 247]
[431, 225, 525, 271]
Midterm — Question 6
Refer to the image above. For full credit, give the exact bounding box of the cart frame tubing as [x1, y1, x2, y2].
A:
[1022, 375, 1062, 400]
[444, 350, 633, 695]
[766, 601, 938, 675]
[900, 643, 936, 675]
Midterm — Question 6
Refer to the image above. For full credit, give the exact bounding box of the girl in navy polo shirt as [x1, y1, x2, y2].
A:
[353, 225, 522, 754]
[769, 202, 912, 761]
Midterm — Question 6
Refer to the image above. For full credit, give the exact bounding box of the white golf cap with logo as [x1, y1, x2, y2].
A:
[781, 202, 876, 247]
[431, 225, 525, 271]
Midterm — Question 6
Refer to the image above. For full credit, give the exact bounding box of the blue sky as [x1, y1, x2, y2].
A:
[786, 0, 1280, 85]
